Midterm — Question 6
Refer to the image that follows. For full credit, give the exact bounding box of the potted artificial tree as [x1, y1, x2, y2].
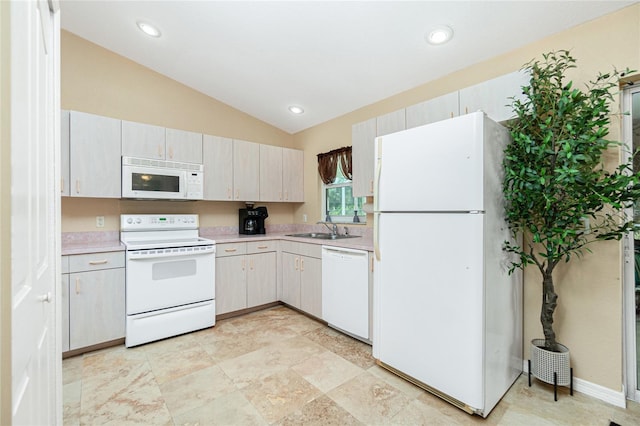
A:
[502, 50, 639, 398]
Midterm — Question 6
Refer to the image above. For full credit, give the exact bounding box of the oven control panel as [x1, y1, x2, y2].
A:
[121, 214, 199, 231]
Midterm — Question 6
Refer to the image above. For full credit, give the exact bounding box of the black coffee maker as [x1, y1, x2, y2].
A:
[239, 204, 268, 235]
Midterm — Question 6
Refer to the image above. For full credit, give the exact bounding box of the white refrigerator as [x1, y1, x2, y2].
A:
[372, 111, 522, 417]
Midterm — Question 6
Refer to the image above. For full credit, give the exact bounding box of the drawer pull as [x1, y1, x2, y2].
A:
[295, 257, 299, 270]
[300, 258, 305, 272]
[257, 245, 268, 249]
[76, 179, 80, 194]
[75, 278, 80, 294]
[224, 248, 237, 253]
[88, 259, 108, 265]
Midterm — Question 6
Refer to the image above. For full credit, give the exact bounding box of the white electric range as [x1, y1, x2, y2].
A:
[120, 214, 216, 347]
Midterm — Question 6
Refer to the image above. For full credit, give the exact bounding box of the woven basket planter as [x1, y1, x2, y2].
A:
[530, 338, 571, 386]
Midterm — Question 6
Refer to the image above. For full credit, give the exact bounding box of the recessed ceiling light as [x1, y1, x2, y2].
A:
[426, 25, 453, 45]
[288, 105, 304, 115]
[137, 21, 161, 38]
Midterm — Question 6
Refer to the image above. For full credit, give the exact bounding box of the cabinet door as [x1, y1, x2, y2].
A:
[69, 268, 125, 350]
[121, 120, 165, 159]
[69, 111, 121, 198]
[203, 135, 234, 201]
[281, 252, 301, 309]
[459, 70, 530, 123]
[61, 274, 69, 352]
[351, 118, 376, 197]
[406, 92, 459, 129]
[247, 252, 277, 307]
[215, 256, 247, 314]
[282, 148, 304, 202]
[259, 144, 283, 202]
[61, 110, 70, 196]
[166, 128, 203, 163]
[376, 109, 406, 136]
[300, 256, 322, 318]
[233, 139, 260, 201]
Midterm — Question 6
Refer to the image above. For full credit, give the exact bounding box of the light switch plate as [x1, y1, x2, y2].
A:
[96, 216, 105, 228]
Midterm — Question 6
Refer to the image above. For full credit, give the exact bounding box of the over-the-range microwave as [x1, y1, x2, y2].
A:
[121, 156, 204, 200]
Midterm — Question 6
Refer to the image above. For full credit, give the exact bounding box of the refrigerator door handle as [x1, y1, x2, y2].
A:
[374, 137, 383, 261]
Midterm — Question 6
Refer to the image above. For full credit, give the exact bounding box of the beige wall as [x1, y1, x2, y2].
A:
[0, 1, 10, 423]
[61, 31, 298, 232]
[292, 4, 640, 392]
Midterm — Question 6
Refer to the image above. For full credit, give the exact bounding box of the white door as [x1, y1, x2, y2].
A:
[10, 0, 61, 424]
[374, 212, 484, 409]
[375, 111, 488, 212]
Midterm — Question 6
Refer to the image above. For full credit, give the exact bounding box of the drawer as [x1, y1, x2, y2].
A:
[247, 240, 277, 254]
[61, 255, 70, 274]
[68, 251, 125, 273]
[280, 241, 322, 259]
[298, 242, 322, 259]
[216, 242, 247, 257]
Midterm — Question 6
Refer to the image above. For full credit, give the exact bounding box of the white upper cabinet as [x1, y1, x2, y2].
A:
[121, 120, 165, 159]
[61, 110, 70, 196]
[352, 117, 377, 197]
[203, 134, 234, 201]
[259, 144, 283, 202]
[122, 120, 203, 163]
[458, 70, 530, 123]
[69, 111, 121, 198]
[282, 148, 304, 202]
[233, 139, 260, 202]
[406, 91, 459, 129]
[166, 128, 203, 163]
[376, 109, 406, 136]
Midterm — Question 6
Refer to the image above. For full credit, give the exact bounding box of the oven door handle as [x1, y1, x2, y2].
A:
[127, 246, 216, 260]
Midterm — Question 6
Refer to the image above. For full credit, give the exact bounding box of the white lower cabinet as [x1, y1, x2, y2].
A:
[215, 241, 277, 315]
[63, 251, 125, 352]
[281, 242, 322, 319]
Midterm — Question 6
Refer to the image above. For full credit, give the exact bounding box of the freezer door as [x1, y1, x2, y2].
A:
[374, 212, 485, 410]
[375, 111, 485, 212]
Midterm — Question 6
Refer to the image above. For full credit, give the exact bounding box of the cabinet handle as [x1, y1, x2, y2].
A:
[227, 188, 232, 199]
[250, 259, 254, 270]
[158, 145, 163, 158]
[168, 146, 174, 159]
[88, 259, 108, 265]
[235, 190, 239, 199]
[369, 180, 373, 194]
[465, 107, 468, 114]
[279, 191, 282, 201]
[242, 259, 245, 270]
[60, 178, 64, 193]
[450, 111, 454, 118]
[371, 256, 374, 272]
[285, 190, 288, 200]
[224, 248, 237, 253]
[257, 245, 268, 250]
[295, 257, 299, 271]
[76, 179, 80, 194]
[300, 258, 305, 272]
[75, 277, 80, 294]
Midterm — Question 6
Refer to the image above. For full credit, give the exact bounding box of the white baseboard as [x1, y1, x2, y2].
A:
[522, 360, 626, 408]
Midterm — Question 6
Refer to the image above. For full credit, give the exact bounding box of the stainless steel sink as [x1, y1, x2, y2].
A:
[286, 232, 361, 240]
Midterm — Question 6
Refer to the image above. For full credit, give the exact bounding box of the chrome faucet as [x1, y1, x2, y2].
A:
[318, 221, 338, 235]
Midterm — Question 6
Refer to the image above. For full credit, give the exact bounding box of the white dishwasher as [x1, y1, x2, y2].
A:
[322, 246, 370, 342]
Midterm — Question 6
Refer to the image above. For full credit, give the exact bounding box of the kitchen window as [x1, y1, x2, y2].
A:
[323, 167, 366, 223]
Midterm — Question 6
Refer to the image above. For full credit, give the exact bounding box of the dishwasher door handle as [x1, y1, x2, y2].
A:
[321, 246, 367, 256]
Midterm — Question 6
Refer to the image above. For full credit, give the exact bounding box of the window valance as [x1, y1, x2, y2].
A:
[317, 146, 352, 184]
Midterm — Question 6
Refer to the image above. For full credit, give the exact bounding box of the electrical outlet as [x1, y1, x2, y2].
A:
[96, 216, 105, 228]
[302, 214, 307, 223]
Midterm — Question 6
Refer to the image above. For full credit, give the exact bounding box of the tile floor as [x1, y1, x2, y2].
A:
[63, 306, 640, 425]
